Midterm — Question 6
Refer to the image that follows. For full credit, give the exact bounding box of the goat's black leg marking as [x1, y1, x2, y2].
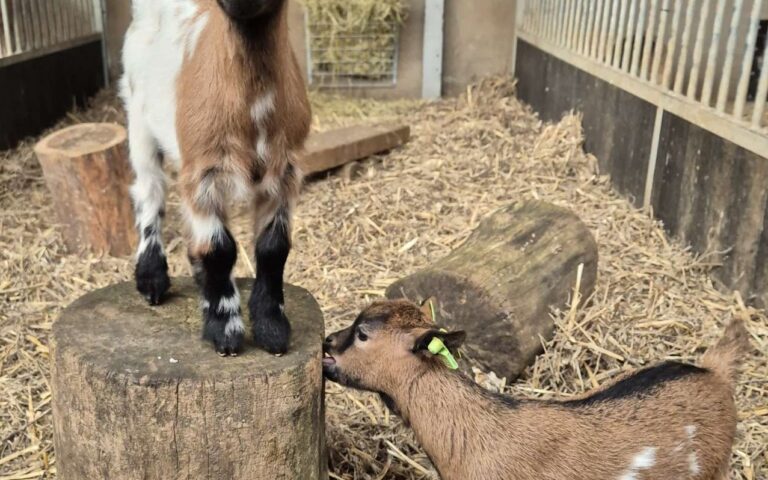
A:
[190, 227, 245, 356]
[249, 205, 291, 355]
[135, 223, 170, 305]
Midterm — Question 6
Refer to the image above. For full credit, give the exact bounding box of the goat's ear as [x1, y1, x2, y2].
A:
[419, 297, 438, 322]
[412, 329, 466, 353]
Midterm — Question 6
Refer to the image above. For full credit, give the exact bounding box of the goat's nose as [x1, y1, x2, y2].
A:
[323, 334, 335, 351]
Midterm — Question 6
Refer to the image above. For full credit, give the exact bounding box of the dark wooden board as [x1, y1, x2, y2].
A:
[516, 39, 655, 206]
[0, 40, 104, 150]
[652, 113, 768, 306]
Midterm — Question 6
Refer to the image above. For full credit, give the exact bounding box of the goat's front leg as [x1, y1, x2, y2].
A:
[249, 195, 293, 355]
[127, 106, 170, 305]
[184, 198, 245, 356]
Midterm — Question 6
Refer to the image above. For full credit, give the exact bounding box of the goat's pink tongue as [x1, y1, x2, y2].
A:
[322, 356, 336, 367]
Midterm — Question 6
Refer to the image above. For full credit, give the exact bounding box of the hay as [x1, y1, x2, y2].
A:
[0, 77, 766, 479]
[303, 0, 407, 83]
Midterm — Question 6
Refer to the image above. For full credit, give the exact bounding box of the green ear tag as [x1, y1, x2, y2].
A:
[427, 337, 459, 370]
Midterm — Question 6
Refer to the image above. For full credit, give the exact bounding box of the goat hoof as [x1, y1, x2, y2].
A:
[203, 312, 245, 357]
[135, 254, 170, 306]
[251, 307, 291, 355]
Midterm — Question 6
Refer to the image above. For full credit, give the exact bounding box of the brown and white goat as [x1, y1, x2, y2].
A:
[120, 0, 310, 355]
[323, 299, 749, 480]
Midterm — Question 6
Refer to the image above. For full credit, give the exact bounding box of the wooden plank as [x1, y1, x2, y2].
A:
[298, 124, 410, 175]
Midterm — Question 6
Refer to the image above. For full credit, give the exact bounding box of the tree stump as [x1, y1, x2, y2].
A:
[52, 278, 327, 480]
[386, 201, 598, 379]
[34, 123, 136, 256]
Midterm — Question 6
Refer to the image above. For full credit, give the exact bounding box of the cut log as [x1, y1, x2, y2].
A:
[298, 124, 410, 175]
[386, 201, 598, 379]
[34, 123, 136, 256]
[52, 278, 327, 480]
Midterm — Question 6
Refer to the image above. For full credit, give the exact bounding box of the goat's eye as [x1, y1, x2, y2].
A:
[357, 330, 368, 342]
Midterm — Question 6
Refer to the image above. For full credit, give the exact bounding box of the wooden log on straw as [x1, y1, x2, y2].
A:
[386, 201, 598, 379]
[34, 123, 136, 256]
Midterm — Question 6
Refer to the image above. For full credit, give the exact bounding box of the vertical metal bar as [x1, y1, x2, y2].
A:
[578, 0, 590, 53]
[546, 0, 555, 42]
[422, 0, 444, 99]
[12, 0, 21, 53]
[701, 0, 727, 106]
[598, 0, 612, 61]
[1, 0, 12, 56]
[29, 0, 41, 49]
[547, 0, 556, 41]
[590, 0, 603, 58]
[751, 36, 768, 126]
[606, 0, 622, 65]
[559, 0, 569, 45]
[687, 0, 711, 98]
[715, 0, 744, 112]
[573, 0, 587, 53]
[566, 0, 578, 49]
[640, 0, 659, 80]
[21, 0, 33, 52]
[673, 0, 696, 93]
[631, 0, 648, 76]
[661, 0, 681, 89]
[650, 0, 670, 84]
[734, 0, 763, 119]
[622, 0, 639, 71]
[581, 0, 597, 56]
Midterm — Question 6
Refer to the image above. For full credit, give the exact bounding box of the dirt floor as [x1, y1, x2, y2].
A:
[1, 77, 766, 479]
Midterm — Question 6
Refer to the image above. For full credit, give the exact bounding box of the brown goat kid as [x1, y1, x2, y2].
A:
[121, 0, 310, 356]
[323, 299, 750, 480]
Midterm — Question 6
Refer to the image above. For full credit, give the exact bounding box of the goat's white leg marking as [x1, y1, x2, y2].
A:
[618, 447, 657, 480]
[185, 206, 225, 248]
[126, 104, 167, 258]
[251, 90, 275, 162]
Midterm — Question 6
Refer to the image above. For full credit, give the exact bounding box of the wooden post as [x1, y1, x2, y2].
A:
[34, 123, 136, 256]
[52, 278, 327, 480]
[386, 201, 598, 379]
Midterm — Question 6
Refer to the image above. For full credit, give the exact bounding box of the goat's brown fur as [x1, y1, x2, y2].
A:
[323, 300, 748, 480]
[177, 0, 309, 253]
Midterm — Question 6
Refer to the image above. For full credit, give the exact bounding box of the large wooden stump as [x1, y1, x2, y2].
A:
[52, 278, 326, 480]
[34, 123, 136, 256]
[387, 201, 598, 379]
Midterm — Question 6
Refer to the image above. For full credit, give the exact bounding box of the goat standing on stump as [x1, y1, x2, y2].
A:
[323, 299, 750, 480]
[121, 0, 310, 356]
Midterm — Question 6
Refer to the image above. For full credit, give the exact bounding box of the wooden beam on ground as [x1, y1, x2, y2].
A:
[298, 124, 411, 175]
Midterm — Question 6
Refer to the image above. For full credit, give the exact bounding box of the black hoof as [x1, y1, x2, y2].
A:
[251, 304, 291, 355]
[135, 252, 170, 306]
[203, 311, 245, 357]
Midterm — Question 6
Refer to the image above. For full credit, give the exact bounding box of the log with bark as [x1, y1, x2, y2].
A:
[52, 278, 326, 480]
[34, 123, 136, 256]
[387, 201, 598, 379]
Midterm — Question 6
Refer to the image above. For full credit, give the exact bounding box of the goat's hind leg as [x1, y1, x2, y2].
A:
[184, 192, 244, 356]
[127, 107, 170, 305]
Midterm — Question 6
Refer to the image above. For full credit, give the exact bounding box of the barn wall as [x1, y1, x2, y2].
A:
[442, 0, 517, 96]
[0, 40, 105, 149]
[515, 38, 768, 307]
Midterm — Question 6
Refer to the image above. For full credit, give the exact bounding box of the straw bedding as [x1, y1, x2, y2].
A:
[0, 77, 765, 479]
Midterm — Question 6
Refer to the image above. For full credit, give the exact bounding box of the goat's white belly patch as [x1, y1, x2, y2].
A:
[121, 0, 209, 164]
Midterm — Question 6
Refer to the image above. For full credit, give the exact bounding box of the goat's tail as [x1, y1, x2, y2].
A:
[700, 318, 750, 387]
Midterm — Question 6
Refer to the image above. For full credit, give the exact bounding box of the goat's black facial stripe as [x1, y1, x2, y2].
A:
[560, 361, 708, 407]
